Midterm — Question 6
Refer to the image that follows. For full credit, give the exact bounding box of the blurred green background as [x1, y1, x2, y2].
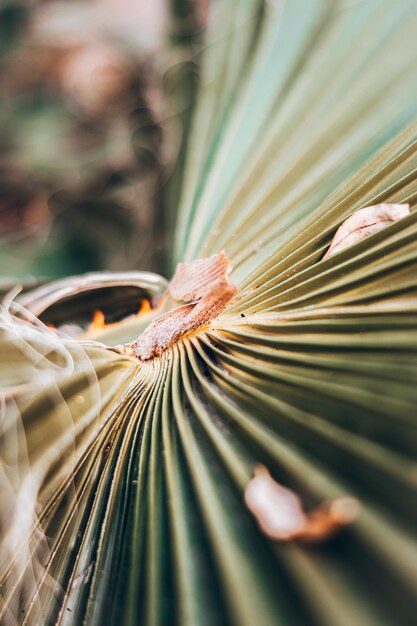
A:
[0, 0, 206, 286]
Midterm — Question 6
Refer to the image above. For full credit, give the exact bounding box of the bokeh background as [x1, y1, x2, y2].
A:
[0, 0, 207, 288]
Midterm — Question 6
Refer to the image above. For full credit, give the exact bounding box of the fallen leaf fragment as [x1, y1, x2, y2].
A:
[323, 203, 410, 260]
[120, 252, 237, 360]
[244, 465, 306, 539]
[295, 496, 360, 543]
[245, 465, 360, 543]
[169, 252, 233, 302]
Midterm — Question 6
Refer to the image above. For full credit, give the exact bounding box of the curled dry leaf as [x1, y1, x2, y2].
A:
[244, 465, 306, 539]
[120, 252, 237, 360]
[244, 465, 360, 543]
[169, 252, 233, 302]
[323, 203, 410, 260]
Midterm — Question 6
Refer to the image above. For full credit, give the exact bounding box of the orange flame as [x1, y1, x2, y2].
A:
[90, 309, 106, 330]
[88, 300, 153, 332]
[136, 299, 152, 317]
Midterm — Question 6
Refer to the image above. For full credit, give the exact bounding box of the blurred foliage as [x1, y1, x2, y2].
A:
[0, 0, 206, 283]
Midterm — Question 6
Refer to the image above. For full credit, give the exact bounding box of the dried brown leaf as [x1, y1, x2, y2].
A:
[245, 465, 360, 543]
[169, 251, 232, 302]
[244, 465, 306, 539]
[121, 252, 237, 360]
[323, 203, 410, 260]
[293, 496, 360, 543]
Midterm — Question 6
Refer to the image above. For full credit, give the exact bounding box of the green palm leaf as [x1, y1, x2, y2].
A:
[2, 1, 417, 624]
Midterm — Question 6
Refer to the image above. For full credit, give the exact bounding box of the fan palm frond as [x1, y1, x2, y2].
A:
[2, 1, 417, 625]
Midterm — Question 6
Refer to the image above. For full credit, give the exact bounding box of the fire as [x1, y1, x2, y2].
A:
[89, 299, 153, 332]
[136, 299, 152, 317]
[91, 309, 106, 330]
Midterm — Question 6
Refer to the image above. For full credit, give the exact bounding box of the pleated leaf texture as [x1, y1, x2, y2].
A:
[2, 1, 417, 625]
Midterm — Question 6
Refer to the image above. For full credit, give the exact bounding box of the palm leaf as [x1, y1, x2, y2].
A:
[2, 1, 417, 625]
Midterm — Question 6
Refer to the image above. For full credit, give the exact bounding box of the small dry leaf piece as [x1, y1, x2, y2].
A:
[169, 252, 233, 302]
[244, 465, 360, 543]
[244, 465, 306, 539]
[123, 252, 237, 360]
[295, 496, 361, 543]
[323, 203, 410, 260]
